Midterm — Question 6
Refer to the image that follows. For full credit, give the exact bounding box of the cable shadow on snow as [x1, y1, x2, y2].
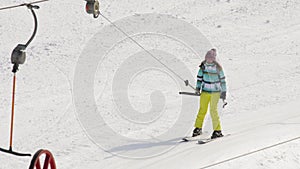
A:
[106, 137, 183, 157]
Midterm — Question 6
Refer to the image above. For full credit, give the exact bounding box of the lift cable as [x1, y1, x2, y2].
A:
[0, 0, 49, 11]
[99, 12, 197, 91]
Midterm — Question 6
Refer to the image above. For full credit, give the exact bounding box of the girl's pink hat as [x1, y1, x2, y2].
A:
[205, 48, 217, 61]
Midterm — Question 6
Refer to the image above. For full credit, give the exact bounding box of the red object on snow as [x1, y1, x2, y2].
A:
[29, 149, 56, 169]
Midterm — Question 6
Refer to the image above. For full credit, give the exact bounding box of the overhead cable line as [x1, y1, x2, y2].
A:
[99, 12, 197, 91]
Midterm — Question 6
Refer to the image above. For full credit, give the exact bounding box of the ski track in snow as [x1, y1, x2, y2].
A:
[0, 0, 300, 169]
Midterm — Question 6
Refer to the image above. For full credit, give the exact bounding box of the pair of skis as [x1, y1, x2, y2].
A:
[182, 136, 215, 144]
[181, 134, 230, 144]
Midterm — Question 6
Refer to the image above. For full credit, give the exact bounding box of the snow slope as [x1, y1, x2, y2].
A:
[0, 0, 300, 168]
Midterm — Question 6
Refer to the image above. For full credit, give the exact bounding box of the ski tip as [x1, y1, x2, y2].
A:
[181, 137, 189, 142]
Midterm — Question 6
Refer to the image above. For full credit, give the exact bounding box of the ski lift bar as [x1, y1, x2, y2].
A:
[0, 0, 48, 157]
[179, 92, 200, 96]
[0, 73, 31, 157]
[179, 92, 228, 108]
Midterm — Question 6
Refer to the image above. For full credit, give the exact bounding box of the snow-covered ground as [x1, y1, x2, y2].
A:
[1, 0, 300, 168]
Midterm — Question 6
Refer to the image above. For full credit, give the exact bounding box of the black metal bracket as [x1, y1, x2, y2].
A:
[184, 80, 189, 86]
[222, 99, 228, 108]
[25, 4, 39, 48]
[10, 4, 39, 73]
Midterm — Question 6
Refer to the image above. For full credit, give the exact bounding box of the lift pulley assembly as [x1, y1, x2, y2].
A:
[0, 0, 51, 158]
[0, 2, 40, 157]
[0, 1, 57, 168]
[85, 0, 100, 18]
[11, 4, 39, 73]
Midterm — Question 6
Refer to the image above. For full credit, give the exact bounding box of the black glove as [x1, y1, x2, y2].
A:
[195, 87, 200, 94]
[220, 92, 226, 100]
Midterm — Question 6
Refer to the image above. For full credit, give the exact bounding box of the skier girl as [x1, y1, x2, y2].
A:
[193, 48, 227, 139]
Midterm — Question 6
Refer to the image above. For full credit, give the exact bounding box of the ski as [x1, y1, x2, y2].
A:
[181, 132, 211, 142]
[197, 138, 215, 144]
[197, 134, 231, 144]
[181, 135, 202, 142]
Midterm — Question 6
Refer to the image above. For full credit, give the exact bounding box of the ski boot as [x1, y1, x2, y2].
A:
[211, 130, 223, 139]
[192, 128, 202, 137]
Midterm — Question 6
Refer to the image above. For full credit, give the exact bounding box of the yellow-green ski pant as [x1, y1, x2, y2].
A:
[194, 92, 222, 131]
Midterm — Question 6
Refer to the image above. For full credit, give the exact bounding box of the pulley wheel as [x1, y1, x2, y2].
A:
[28, 149, 56, 169]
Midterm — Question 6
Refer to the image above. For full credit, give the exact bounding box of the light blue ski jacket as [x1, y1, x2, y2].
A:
[196, 62, 227, 93]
